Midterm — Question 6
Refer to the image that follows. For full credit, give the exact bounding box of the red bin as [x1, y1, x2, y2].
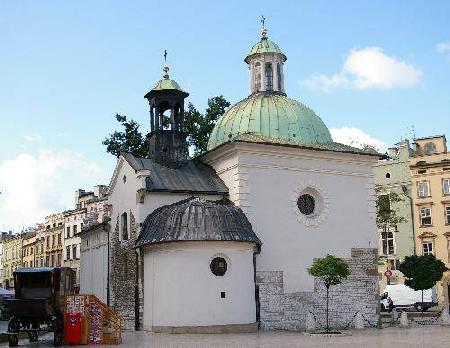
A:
[64, 313, 82, 345]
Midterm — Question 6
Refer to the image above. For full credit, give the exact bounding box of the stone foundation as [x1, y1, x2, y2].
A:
[256, 248, 379, 330]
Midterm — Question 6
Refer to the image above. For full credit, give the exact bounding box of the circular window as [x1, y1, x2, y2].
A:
[210, 257, 227, 276]
[297, 194, 315, 216]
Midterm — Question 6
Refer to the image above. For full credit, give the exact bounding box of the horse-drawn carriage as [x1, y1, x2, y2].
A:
[7, 267, 76, 347]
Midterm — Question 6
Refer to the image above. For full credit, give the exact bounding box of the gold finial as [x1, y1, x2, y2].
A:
[163, 65, 169, 79]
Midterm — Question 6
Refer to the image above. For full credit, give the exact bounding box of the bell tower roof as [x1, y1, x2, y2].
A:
[144, 65, 189, 99]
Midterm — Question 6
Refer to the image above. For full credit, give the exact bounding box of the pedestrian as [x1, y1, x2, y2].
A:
[387, 297, 395, 313]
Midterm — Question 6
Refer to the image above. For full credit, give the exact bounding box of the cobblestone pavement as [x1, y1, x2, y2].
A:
[1, 326, 450, 347]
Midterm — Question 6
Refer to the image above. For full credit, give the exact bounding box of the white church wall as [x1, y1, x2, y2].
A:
[143, 241, 256, 330]
[205, 142, 377, 293]
[80, 227, 108, 303]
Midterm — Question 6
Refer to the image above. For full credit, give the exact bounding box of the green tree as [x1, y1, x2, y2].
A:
[103, 96, 230, 158]
[308, 255, 351, 332]
[375, 185, 407, 229]
[102, 114, 148, 158]
[184, 95, 230, 156]
[399, 255, 447, 313]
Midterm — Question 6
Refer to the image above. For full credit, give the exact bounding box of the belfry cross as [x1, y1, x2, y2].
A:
[163, 50, 167, 63]
[261, 15, 266, 28]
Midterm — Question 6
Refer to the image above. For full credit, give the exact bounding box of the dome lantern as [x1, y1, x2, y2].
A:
[245, 24, 287, 95]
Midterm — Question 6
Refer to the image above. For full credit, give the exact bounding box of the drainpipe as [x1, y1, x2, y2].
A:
[105, 221, 110, 306]
[253, 244, 261, 330]
[134, 249, 140, 331]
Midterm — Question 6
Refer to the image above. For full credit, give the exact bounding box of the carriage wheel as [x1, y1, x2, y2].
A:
[8, 334, 18, 348]
[53, 315, 64, 347]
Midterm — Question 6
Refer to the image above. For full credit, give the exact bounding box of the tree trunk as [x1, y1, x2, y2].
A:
[422, 290, 424, 318]
[326, 285, 330, 332]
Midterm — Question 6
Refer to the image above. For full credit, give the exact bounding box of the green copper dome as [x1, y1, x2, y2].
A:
[207, 93, 332, 151]
[144, 66, 188, 99]
[152, 78, 183, 91]
[245, 29, 287, 63]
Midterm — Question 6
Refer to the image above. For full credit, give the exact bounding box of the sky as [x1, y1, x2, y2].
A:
[1, 0, 450, 230]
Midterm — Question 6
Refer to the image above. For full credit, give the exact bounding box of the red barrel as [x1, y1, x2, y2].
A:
[64, 313, 82, 345]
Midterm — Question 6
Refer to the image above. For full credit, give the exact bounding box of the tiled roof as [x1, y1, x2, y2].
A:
[136, 197, 261, 248]
[123, 153, 229, 195]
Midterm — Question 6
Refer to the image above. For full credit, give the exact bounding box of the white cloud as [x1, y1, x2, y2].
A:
[23, 134, 42, 143]
[436, 42, 450, 60]
[436, 42, 450, 53]
[330, 126, 388, 152]
[0, 149, 107, 231]
[300, 47, 422, 92]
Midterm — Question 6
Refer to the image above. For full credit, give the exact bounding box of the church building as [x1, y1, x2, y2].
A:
[104, 25, 381, 332]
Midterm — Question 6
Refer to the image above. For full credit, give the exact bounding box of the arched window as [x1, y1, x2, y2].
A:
[254, 62, 261, 92]
[121, 212, 128, 241]
[277, 63, 282, 91]
[265, 63, 273, 90]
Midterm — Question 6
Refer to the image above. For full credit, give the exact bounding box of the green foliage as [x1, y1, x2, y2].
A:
[399, 255, 447, 291]
[308, 254, 351, 288]
[184, 95, 230, 156]
[375, 185, 407, 230]
[102, 114, 148, 158]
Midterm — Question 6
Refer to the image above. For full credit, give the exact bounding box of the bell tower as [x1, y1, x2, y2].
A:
[144, 65, 189, 168]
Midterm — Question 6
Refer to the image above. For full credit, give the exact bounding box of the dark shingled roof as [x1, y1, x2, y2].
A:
[135, 197, 261, 248]
[123, 153, 228, 194]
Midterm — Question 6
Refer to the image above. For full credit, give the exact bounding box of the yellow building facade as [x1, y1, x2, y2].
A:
[410, 135, 450, 304]
[22, 232, 37, 268]
[44, 213, 64, 267]
[2, 235, 23, 289]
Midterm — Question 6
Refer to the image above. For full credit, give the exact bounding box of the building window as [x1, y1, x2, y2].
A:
[446, 206, 450, 225]
[277, 63, 282, 91]
[265, 62, 273, 90]
[381, 232, 395, 255]
[57, 253, 61, 267]
[45, 256, 49, 267]
[254, 62, 261, 92]
[297, 194, 315, 216]
[424, 142, 437, 155]
[66, 226, 70, 238]
[385, 172, 391, 179]
[210, 257, 227, 276]
[73, 246, 77, 259]
[46, 237, 50, 248]
[51, 255, 55, 267]
[66, 246, 71, 260]
[418, 181, 430, 198]
[423, 242, 434, 255]
[121, 212, 129, 241]
[57, 233, 61, 246]
[443, 179, 450, 196]
[420, 207, 432, 226]
[73, 225, 78, 236]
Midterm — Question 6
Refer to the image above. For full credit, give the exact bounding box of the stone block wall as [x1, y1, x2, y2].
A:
[256, 248, 379, 331]
[110, 212, 144, 330]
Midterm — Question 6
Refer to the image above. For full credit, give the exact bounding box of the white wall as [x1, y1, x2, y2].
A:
[143, 241, 256, 330]
[80, 228, 108, 303]
[203, 142, 378, 293]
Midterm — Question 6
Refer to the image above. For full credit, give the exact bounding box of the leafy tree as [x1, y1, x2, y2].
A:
[184, 95, 230, 156]
[399, 255, 447, 313]
[308, 255, 351, 332]
[102, 114, 148, 158]
[103, 96, 230, 158]
[375, 185, 407, 229]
